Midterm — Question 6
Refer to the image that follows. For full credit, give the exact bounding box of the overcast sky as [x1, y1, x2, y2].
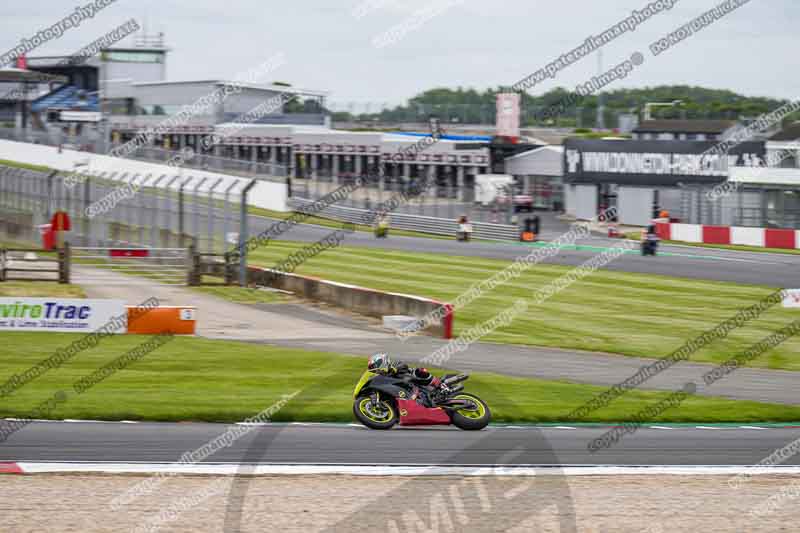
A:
[1, 0, 796, 108]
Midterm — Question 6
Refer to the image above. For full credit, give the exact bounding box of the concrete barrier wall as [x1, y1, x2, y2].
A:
[201, 261, 452, 337]
[0, 140, 288, 212]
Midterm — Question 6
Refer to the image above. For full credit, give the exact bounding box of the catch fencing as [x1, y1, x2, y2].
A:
[0, 164, 253, 273]
[0, 128, 287, 181]
[125, 146, 288, 181]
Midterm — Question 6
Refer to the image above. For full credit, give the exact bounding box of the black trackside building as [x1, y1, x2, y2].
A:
[562, 139, 766, 227]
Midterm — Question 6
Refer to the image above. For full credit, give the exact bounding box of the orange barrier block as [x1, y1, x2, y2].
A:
[127, 306, 196, 335]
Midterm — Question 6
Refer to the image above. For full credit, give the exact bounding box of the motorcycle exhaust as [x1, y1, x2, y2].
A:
[446, 384, 464, 395]
[444, 374, 469, 386]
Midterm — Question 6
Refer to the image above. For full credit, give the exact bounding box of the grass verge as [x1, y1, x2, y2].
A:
[0, 333, 798, 423]
[248, 241, 800, 370]
[663, 240, 800, 256]
[0, 242, 85, 297]
[0, 158, 51, 173]
[0, 281, 85, 298]
[189, 276, 287, 304]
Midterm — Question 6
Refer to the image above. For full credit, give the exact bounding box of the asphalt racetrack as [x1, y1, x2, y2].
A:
[89, 180, 800, 288]
[3, 421, 800, 467]
[256, 216, 800, 288]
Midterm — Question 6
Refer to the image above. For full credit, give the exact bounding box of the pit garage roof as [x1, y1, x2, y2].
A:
[633, 119, 737, 135]
[0, 67, 67, 83]
[503, 145, 564, 177]
[769, 122, 800, 141]
[132, 80, 328, 98]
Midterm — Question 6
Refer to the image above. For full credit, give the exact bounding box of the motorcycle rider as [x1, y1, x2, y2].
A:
[367, 353, 448, 400]
[641, 223, 659, 256]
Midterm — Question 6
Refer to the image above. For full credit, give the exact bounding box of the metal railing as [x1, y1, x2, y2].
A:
[288, 197, 520, 241]
[290, 177, 535, 225]
[0, 127, 289, 182]
[71, 246, 188, 286]
[0, 164, 252, 271]
[125, 146, 288, 181]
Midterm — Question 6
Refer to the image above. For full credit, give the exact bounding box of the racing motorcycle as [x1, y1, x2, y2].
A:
[352, 364, 491, 430]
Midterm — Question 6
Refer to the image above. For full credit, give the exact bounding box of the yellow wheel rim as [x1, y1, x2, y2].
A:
[358, 397, 395, 423]
[453, 394, 486, 420]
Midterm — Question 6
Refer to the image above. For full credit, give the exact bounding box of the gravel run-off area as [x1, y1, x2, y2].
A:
[2, 474, 800, 532]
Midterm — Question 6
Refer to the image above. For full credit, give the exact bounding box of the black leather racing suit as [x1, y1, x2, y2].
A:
[391, 362, 444, 405]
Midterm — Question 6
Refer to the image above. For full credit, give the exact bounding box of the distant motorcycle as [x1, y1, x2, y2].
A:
[641, 234, 659, 256]
[352, 362, 491, 430]
[374, 213, 390, 238]
[641, 225, 659, 256]
[456, 216, 473, 242]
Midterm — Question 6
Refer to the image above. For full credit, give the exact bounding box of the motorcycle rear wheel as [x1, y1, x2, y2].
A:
[449, 393, 491, 431]
[353, 395, 398, 430]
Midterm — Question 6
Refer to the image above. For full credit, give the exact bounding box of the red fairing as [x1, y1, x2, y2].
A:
[397, 399, 451, 426]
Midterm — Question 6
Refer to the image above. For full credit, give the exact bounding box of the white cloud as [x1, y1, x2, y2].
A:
[0, 0, 795, 104]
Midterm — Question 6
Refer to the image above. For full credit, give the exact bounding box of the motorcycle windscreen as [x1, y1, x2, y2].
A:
[397, 399, 451, 426]
[353, 370, 375, 399]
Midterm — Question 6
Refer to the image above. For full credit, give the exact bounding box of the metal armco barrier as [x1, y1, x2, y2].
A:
[288, 197, 520, 241]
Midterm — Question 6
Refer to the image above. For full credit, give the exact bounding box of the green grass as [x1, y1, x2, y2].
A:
[0, 158, 51, 173]
[190, 276, 287, 304]
[249, 241, 800, 370]
[664, 240, 800, 256]
[1, 333, 799, 423]
[1, 239, 40, 249]
[0, 280, 85, 298]
[0, 242, 84, 297]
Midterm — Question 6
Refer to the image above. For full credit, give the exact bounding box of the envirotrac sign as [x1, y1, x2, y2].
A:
[0, 298, 126, 333]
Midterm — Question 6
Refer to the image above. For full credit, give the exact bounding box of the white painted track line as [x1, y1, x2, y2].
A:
[8, 462, 800, 477]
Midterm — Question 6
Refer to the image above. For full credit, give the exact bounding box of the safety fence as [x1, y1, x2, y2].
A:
[0, 242, 243, 287]
[287, 197, 520, 241]
[0, 245, 69, 283]
[188, 246, 239, 286]
[0, 164, 248, 256]
[70, 247, 189, 286]
[0, 128, 288, 181]
[126, 146, 288, 181]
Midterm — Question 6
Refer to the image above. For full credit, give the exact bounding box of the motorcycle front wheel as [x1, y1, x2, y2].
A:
[353, 395, 398, 429]
[449, 393, 491, 431]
